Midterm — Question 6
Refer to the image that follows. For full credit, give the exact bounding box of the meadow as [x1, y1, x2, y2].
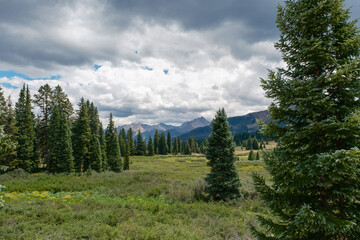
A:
[0, 152, 271, 240]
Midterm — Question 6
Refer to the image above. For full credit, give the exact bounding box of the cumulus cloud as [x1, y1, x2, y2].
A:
[0, 0, 359, 126]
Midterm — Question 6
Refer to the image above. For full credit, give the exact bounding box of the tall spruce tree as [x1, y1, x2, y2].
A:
[52, 85, 73, 118]
[15, 85, 37, 172]
[127, 128, 135, 156]
[47, 106, 73, 173]
[173, 137, 178, 155]
[205, 108, 241, 200]
[123, 141, 130, 170]
[159, 132, 168, 155]
[248, 150, 255, 160]
[0, 87, 7, 126]
[147, 136, 154, 156]
[188, 136, 195, 153]
[154, 129, 160, 154]
[177, 136, 182, 154]
[0, 109, 16, 172]
[1, 96, 17, 170]
[72, 98, 92, 173]
[251, 0, 360, 239]
[118, 128, 126, 157]
[33, 84, 54, 161]
[167, 131, 172, 154]
[105, 113, 122, 172]
[87, 102, 102, 171]
[99, 123, 107, 170]
[136, 129, 145, 155]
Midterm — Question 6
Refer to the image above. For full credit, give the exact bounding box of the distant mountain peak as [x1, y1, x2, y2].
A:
[179, 110, 269, 140]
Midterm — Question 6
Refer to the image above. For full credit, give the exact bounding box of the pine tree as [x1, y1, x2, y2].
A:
[177, 136, 182, 154]
[205, 108, 241, 200]
[251, 0, 360, 239]
[15, 85, 37, 172]
[123, 141, 130, 170]
[159, 132, 168, 155]
[154, 129, 160, 154]
[246, 137, 252, 150]
[194, 142, 200, 153]
[118, 128, 126, 157]
[1, 96, 17, 170]
[52, 85, 73, 118]
[248, 150, 255, 160]
[147, 136, 154, 156]
[127, 128, 135, 156]
[99, 123, 107, 171]
[0, 87, 7, 126]
[136, 129, 145, 155]
[252, 137, 259, 150]
[47, 105, 73, 173]
[173, 137, 178, 155]
[188, 136, 195, 153]
[33, 84, 54, 161]
[87, 102, 102, 171]
[184, 142, 191, 155]
[255, 151, 260, 160]
[167, 131, 172, 154]
[0, 108, 16, 172]
[72, 98, 91, 173]
[142, 139, 147, 155]
[105, 113, 122, 172]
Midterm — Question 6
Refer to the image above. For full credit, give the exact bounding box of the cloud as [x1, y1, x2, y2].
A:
[0, 0, 359, 126]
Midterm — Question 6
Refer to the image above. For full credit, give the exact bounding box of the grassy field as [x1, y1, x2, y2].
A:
[0, 154, 270, 240]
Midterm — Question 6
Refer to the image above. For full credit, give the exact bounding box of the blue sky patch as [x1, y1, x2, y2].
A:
[0, 70, 61, 81]
[142, 66, 153, 71]
[1, 83, 19, 89]
[163, 69, 169, 75]
[93, 64, 102, 71]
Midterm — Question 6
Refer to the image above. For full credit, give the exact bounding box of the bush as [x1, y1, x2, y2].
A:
[191, 178, 208, 201]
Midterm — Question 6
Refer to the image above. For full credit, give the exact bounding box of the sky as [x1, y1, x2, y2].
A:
[0, 0, 359, 126]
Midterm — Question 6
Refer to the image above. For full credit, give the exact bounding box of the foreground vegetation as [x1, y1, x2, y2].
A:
[0, 155, 269, 239]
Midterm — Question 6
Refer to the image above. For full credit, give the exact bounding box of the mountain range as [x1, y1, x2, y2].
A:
[179, 110, 269, 140]
[117, 110, 269, 140]
[117, 116, 210, 140]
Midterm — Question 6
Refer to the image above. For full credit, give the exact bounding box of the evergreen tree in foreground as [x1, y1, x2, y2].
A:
[105, 113, 122, 172]
[205, 108, 241, 200]
[251, 0, 360, 239]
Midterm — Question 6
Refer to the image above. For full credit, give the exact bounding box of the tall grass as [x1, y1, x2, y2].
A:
[0, 155, 269, 239]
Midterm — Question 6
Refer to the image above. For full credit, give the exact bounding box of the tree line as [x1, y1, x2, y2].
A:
[0, 84, 126, 174]
[0, 84, 208, 174]
[121, 128, 205, 157]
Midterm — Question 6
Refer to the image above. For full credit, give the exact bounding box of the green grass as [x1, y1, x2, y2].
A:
[0, 155, 270, 240]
